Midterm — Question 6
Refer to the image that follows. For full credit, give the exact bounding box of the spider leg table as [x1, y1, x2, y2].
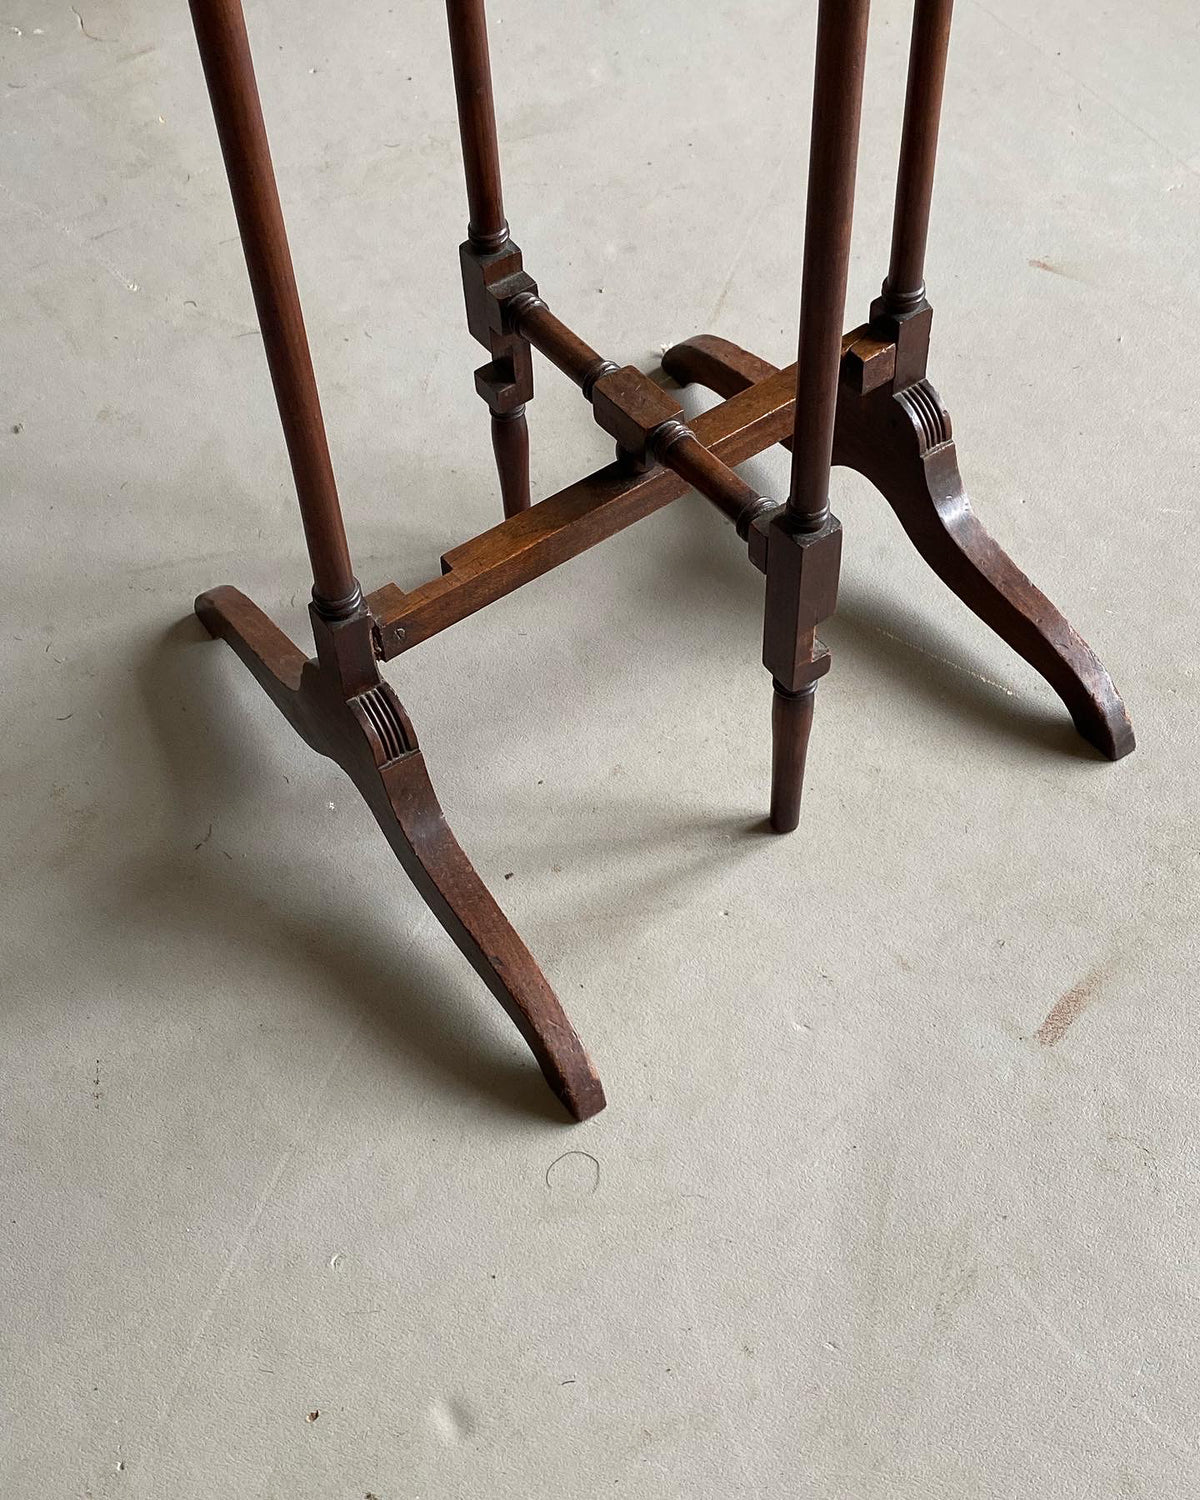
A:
[186, 0, 1133, 1121]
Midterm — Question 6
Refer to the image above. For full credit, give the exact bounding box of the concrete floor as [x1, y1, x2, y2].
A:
[3, 0, 1198, 1495]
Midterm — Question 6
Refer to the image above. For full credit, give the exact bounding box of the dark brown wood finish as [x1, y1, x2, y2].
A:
[196, 586, 605, 1120]
[506, 293, 774, 521]
[663, 335, 1134, 760]
[770, 684, 819, 834]
[365, 362, 801, 658]
[444, 0, 506, 250]
[881, 0, 954, 317]
[787, 0, 871, 529]
[489, 405, 530, 520]
[185, 0, 1134, 1122]
[509, 294, 618, 397]
[870, 0, 954, 387]
[446, 0, 533, 515]
[652, 425, 773, 536]
[187, 0, 356, 613]
[761, 0, 870, 832]
[187, 0, 604, 1119]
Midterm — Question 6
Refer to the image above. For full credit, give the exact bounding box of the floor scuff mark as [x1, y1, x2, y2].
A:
[1035, 961, 1107, 1045]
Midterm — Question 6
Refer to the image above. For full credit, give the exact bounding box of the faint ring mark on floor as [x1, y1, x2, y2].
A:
[545, 1150, 601, 1195]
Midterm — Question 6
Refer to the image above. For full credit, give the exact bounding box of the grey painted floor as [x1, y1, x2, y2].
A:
[3, 1, 1198, 1496]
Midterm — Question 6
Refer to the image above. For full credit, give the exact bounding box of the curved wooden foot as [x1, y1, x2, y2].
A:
[661, 336, 1134, 760]
[195, 585, 606, 1121]
[662, 334, 779, 406]
[835, 381, 1134, 760]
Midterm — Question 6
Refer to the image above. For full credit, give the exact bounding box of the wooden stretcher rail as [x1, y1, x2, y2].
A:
[366, 360, 799, 659]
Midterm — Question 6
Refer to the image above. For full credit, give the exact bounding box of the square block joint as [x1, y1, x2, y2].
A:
[460, 239, 537, 350]
[590, 366, 684, 457]
[475, 339, 533, 414]
[760, 513, 844, 690]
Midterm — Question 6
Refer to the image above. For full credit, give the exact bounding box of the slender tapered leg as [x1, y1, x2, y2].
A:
[187, 0, 605, 1118]
[187, 0, 360, 622]
[446, 0, 533, 517]
[770, 683, 817, 834]
[869, 0, 954, 385]
[490, 404, 530, 520]
[759, 0, 869, 832]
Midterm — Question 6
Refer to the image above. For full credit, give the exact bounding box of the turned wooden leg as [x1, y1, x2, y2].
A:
[490, 404, 531, 519]
[196, 586, 606, 1120]
[188, 0, 360, 617]
[770, 682, 817, 833]
[760, 0, 869, 831]
[447, 0, 533, 517]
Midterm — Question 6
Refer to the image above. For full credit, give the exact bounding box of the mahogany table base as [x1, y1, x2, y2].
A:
[186, 0, 1133, 1121]
[196, 313, 1132, 1120]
